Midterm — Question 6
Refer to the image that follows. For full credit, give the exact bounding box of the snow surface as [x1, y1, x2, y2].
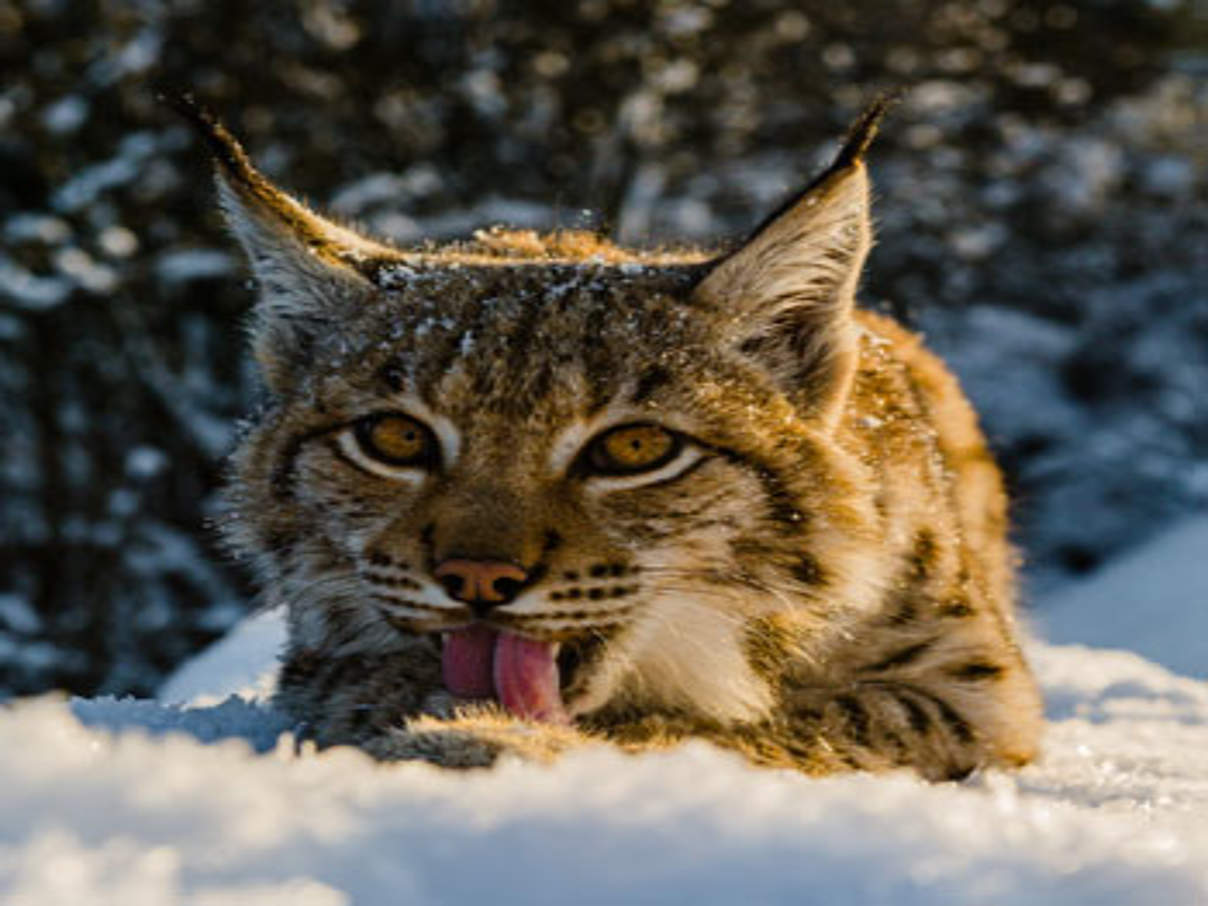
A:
[4, 524, 1208, 904]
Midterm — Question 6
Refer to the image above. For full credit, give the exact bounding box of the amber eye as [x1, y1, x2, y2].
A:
[353, 414, 436, 468]
[586, 423, 680, 475]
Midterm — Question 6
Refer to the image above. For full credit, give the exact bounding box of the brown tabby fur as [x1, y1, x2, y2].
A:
[178, 96, 1043, 780]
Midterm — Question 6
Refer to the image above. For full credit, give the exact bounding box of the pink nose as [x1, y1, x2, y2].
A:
[434, 559, 528, 608]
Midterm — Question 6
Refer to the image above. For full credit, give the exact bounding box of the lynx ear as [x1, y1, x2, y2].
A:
[695, 100, 889, 426]
[166, 94, 404, 393]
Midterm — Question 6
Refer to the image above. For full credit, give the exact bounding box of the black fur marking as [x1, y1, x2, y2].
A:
[264, 529, 299, 556]
[882, 728, 909, 761]
[838, 750, 863, 771]
[942, 763, 977, 782]
[712, 446, 806, 529]
[380, 361, 407, 392]
[502, 609, 632, 625]
[630, 366, 672, 404]
[754, 465, 806, 527]
[526, 562, 549, 587]
[317, 655, 368, 699]
[271, 426, 331, 500]
[835, 694, 872, 749]
[948, 661, 1005, 682]
[908, 686, 975, 744]
[896, 691, 932, 735]
[278, 648, 321, 690]
[939, 597, 975, 619]
[791, 554, 826, 586]
[731, 94, 896, 248]
[503, 290, 548, 381]
[862, 639, 935, 673]
[887, 594, 918, 626]
[580, 303, 616, 412]
[910, 528, 938, 582]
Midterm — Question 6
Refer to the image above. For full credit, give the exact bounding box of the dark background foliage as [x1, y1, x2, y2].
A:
[1, 0, 1205, 698]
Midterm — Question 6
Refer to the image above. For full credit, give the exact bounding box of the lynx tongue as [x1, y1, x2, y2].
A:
[493, 633, 569, 725]
[441, 625, 496, 698]
[441, 627, 568, 724]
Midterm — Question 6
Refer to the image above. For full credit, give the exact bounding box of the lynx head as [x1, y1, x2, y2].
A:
[185, 97, 891, 727]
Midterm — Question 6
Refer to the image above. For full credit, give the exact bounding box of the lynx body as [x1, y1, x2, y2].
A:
[186, 99, 1042, 780]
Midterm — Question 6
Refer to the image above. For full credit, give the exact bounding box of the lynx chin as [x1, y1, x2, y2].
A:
[177, 95, 1042, 780]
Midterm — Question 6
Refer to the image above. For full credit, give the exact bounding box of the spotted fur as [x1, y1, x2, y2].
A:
[182, 95, 1042, 780]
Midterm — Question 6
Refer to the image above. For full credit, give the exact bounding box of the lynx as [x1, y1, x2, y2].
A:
[177, 96, 1042, 780]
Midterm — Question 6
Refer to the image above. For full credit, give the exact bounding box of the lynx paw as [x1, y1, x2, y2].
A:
[362, 709, 590, 768]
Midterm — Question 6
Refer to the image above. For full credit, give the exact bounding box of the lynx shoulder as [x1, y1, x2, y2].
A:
[179, 97, 1042, 780]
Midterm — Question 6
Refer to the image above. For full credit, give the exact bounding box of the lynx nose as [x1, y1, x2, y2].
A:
[434, 559, 528, 613]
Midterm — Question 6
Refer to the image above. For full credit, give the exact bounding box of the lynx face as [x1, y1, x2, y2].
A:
[186, 96, 1042, 777]
[230, 240, 884, 724]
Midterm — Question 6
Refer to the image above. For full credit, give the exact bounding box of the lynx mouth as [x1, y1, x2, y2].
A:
[441, 626, 600, 724]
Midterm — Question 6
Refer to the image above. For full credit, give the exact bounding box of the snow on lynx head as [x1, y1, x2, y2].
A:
[175, 95, 1041, 777]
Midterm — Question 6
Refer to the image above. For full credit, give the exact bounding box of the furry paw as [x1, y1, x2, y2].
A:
[362, 708, 590, 767]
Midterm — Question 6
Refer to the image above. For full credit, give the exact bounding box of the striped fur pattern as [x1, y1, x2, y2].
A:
[189, 97, 1043, 780]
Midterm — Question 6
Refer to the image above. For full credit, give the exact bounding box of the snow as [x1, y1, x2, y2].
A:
[0, 641, 1205, 903]
[157, 608, 283, 707]
[1037, 517, 1208, 679]
[0, 522, 1204, 903]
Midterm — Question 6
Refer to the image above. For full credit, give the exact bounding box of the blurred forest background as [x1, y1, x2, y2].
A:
[1, 0, 1205, 699]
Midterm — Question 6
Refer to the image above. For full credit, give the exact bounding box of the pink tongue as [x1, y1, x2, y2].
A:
[441, 626, 568, 724]
[441, 625, 497, 698]
[493, 633, 569, 725]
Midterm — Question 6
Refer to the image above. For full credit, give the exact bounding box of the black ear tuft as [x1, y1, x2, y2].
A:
[831, 92, 899, 171]
[159, 90, 266, 197]
[738, 94, 897, 246]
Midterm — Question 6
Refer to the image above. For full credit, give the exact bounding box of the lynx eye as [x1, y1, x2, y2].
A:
[586, 423, 680, 475]
[346, 413, 438, 470]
